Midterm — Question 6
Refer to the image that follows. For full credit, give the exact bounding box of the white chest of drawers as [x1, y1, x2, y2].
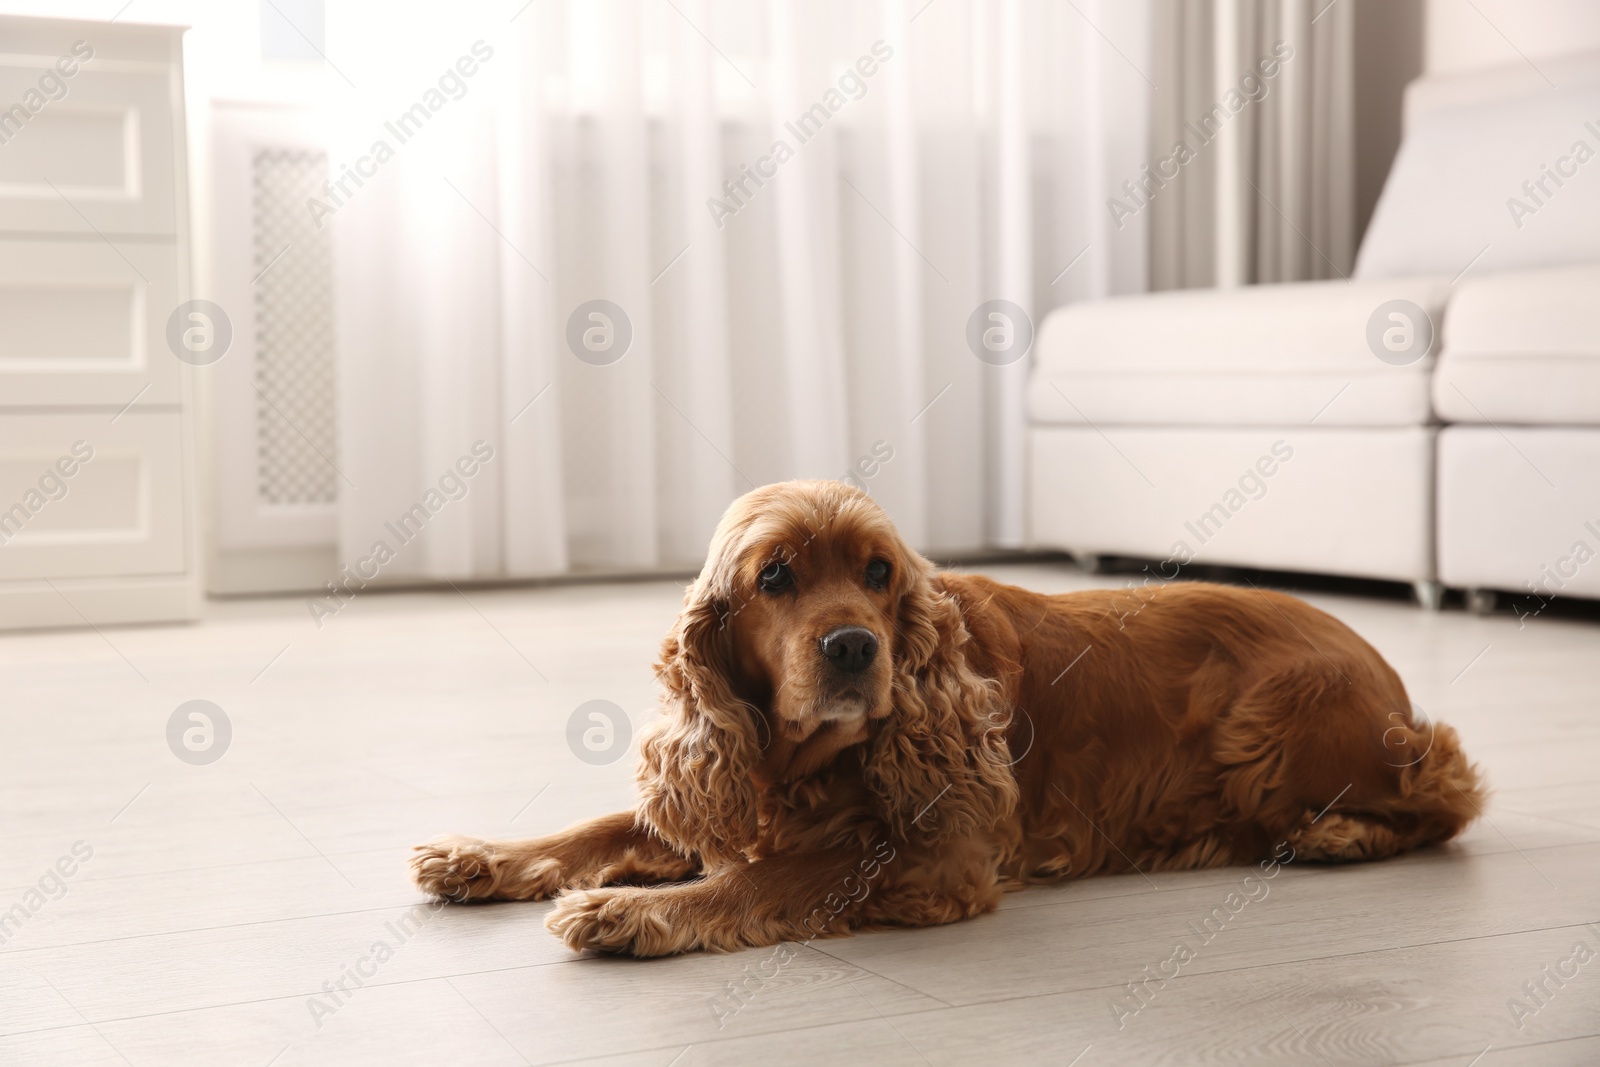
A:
[0, 15, 199, 629]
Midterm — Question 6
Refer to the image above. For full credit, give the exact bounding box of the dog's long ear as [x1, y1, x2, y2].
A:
[636, 582, 762, 864]
[862, 556, 1019, 845]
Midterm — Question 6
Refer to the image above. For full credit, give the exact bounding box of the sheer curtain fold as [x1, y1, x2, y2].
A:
[767, 0, 851, 483]
[876, 0, 930, 549]
[497, 10, 569, 577]
[989, 0, 1031, 548]
[1148, 0, 1355, 290]
[664, 0, 737, 564]
[327, 0, 1151, 579]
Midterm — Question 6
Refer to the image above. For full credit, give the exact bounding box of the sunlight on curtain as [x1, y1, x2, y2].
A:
[323, 0, 1151, 579]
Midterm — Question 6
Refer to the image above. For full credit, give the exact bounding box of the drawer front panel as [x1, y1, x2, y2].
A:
[0, 239, 184, 405]
[0, 60, 178, 235]
[0, 411, 186, 580]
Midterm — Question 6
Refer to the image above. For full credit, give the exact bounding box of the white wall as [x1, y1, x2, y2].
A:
[1426, 0, 1600, 74]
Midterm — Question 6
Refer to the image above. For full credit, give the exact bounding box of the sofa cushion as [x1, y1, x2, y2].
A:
[1433, 264, 1600, 424]
[1027, 277, 1449, 427]
[1355, 85, 1600, 280]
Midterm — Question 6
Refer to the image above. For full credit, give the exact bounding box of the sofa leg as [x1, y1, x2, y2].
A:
[1465, 588, 1497, 616]
[1413, 580, 1444, 612]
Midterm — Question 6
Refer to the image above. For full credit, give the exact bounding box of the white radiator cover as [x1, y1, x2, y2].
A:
[207, 102, 339, 594]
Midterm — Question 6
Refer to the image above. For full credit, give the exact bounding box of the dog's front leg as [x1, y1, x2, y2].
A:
[544, 846, 903, 957]
[411, 810, 696, 902]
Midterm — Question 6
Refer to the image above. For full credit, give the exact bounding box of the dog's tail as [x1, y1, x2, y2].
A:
[1286, 714, 1487, 862]
[1392, 716, 1487, 846]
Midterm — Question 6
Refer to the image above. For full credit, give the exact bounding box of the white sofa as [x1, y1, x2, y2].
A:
[1435, 264, 1600, 605]
[1027, 51, 1600, 610]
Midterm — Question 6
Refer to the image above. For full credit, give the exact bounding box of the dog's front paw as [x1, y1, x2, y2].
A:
[411, 835, 501, 901]
[411, 835, 564, 902]
[545, 887, 678, 956]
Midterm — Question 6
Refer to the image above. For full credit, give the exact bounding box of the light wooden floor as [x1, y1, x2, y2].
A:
[3, 563, 1598, 1066]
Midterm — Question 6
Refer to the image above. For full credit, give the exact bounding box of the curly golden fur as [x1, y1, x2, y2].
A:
[412, 480, 1484, 956]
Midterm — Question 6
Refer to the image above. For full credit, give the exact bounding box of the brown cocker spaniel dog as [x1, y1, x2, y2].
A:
[412, 480, 1483, 956]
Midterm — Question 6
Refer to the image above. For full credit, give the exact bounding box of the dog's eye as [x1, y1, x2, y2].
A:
[865, 559, 890, 589]
[758, 561, 792, 592]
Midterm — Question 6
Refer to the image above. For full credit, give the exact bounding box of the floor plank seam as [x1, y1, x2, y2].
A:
[0, 844, 434, 894]
[901, 917, 1600, 1013]
[0, 957, 589, 1040]
[802, 944, 955, 1009]
[0, 902, 477, 957]
[1388, 1031, 1600, 1067]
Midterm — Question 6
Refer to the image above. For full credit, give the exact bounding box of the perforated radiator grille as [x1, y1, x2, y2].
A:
[252, 148, 338, 506]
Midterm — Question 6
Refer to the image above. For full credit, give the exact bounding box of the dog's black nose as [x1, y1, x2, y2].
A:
[820, 626, 878, 673]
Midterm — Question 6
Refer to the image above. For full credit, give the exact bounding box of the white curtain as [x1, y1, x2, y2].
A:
[1148, 0, 1354, 289]
[324, 0, 1150, 581]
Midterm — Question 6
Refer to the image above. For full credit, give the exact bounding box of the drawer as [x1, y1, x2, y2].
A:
[0, 239, 185, 406]
[0, 57, 179, 235]
[0, 411, 187, 580]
